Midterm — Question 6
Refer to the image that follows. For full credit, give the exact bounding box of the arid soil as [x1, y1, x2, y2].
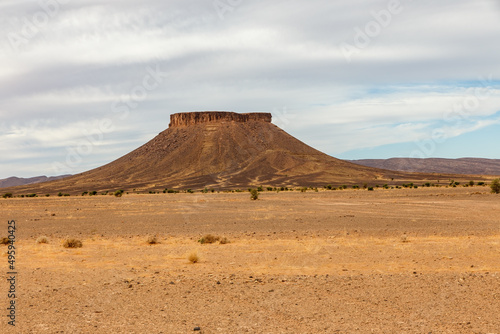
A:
[1, 187, 499, 333]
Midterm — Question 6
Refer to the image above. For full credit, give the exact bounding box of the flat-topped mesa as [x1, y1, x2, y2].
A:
[169, 111, 272, 128]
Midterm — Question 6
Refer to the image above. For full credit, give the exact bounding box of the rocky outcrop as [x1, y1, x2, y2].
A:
[169, 112, 272, 128]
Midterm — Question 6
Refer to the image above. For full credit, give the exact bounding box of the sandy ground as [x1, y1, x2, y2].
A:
[1, 187, 499, 333]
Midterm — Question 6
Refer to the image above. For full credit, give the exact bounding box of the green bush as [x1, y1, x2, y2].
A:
[469, 181, 475, 186]
[491, 179, 500, 194]
[367, 187, 374, 191]
[477, 182, 485, 186]
[57, 192, 63, 197]
[114, 190, 124, 197]
[2, 193, 13, 199]
[250, 189, 259, 200]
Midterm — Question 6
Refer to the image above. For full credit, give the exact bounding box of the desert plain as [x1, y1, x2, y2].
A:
[1, 186, 499, 333]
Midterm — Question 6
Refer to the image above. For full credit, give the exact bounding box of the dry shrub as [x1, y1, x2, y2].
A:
[199, 234, 220, 244]
[63, 238, 83, 248]
[0, 237, 10, 245]
[219, 237, 230, 245]
[188, 251, 199, 263]
[146, 235, 158, 245]
[36, 236, 49, 244]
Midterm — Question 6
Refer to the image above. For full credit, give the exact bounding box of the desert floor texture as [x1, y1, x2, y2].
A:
[1, 187, 499, 333]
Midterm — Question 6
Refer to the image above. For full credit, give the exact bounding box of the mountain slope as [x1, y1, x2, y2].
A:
[350, 158, 500, 176]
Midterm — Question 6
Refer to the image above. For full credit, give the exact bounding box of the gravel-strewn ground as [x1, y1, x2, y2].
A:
[1, 187, 499, 333]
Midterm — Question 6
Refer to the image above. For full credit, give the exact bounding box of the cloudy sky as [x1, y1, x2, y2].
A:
[1, 0, 499, 178]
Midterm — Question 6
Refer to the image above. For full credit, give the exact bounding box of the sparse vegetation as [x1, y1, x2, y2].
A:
[36, 236, 49, 244]
[58, 192, 63, 197]
[250, 189, 259, 200]
[63, 238, 83, 248]
[469, 180, 475, 187]
[114, 190, 124, 197]
[199, 234, 220, 244]
[219, 237, 230, 245]
[2, 193, 13, 199]
[367, 187, 374, 191]
[477, 182, 485, 186]
[491, 179, 500, 194]
[188, 251, 199, 263]
[146, 235, 158, 244]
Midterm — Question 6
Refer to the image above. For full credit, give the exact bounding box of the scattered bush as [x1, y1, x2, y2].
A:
[36, 236, 49, 244]
[219, 237, 230, 245]
[491, 179, 500, 194]
[400, 234, 409, 243]
[300, 187, 307, 193]
[367, 187, 374, 191]
[469, 181, 475, 187]
[89, 191, 98, 196]
[82, 191, 88, 196]
[187, 189, 194, 193]
[188, 252, 199, 263]
[1, 237, 10, 245]
[57, 192, 63, 197]
[114, 190, 124, 197]
[257, 186, 263, 192]
[199, 234, 220, 244]
[26, 193, 37, 198]
[2, 193, 13, 199]
[477, 182, 485, 186]
[146, 235, 158, 245]
[63, 238, 83, 248]
[250, 189, 259, 200]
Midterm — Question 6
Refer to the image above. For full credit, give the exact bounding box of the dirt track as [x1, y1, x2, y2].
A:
[1, 187, 499, 333]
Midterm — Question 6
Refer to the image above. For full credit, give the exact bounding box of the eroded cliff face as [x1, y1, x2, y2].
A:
[169, 112, 272, 127]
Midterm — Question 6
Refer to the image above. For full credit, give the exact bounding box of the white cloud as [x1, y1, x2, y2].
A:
[1, 0, 500, 177]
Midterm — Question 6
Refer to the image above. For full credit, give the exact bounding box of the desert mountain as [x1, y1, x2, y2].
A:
[350, 158, 500, 176]
[2, 112, 401, 194]
[0, 175, 71, 188]
[2, 112, 492, 195]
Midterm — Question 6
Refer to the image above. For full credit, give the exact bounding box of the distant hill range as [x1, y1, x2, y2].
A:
[349, 158, 500, 176]
[0, 175, 71, 188]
